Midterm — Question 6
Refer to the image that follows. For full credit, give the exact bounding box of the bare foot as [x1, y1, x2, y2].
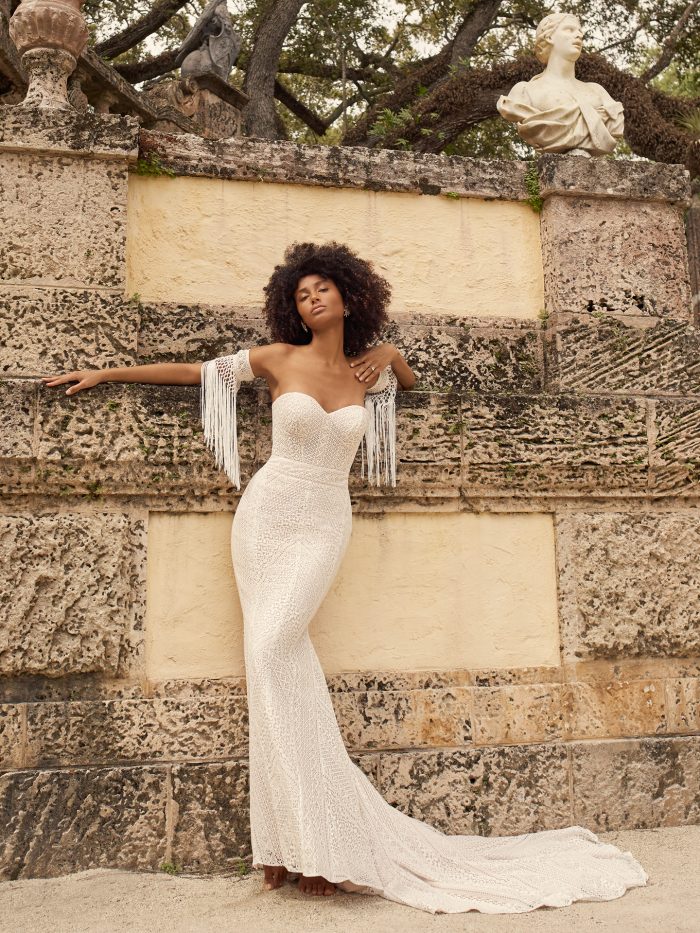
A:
[263, 864, 288, 890]
[298, 874, 337, 896]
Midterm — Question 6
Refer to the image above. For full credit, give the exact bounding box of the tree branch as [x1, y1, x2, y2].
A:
[114, 48, 181, 84]
[243, 0, 306, 138]
[273, 78, 326, 135]
[450, 0, 502, 65]
[95, 0, 189, 60]
[640, 0, 700, 82]
[343, 0, 502, 146]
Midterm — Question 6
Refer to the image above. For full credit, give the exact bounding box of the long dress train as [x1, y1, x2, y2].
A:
[200, 347, 648, 915]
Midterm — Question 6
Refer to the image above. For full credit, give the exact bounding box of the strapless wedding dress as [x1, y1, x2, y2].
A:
[200, 347, 648, 914]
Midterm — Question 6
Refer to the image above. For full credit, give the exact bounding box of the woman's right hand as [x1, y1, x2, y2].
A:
[41, 370, 104, 396]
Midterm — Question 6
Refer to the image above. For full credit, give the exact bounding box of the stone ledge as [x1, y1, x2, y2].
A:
[3, 670, 698, 769]
[1, 738, 696, 879]
[537, 153, 691, 205]
[0, 108, 139, 160]
[138, 129, 529, 199]
[571, 735, 700, 831]
[2, 657, 698, 703]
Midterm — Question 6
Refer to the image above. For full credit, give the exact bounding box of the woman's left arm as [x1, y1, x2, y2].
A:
[350, 343, 416, 390]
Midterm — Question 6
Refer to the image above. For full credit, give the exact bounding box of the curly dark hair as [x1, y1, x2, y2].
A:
[262, 241, 392, 357]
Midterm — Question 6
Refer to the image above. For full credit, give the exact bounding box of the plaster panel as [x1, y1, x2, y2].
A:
[145, 511, 559, 680]
[126, 176, 544, 318]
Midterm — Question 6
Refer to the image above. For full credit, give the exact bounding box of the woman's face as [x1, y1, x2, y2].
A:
[294, 274, 345, 331]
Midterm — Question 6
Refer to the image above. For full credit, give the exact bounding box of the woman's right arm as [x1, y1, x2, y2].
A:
[42, 362, 205, 395]
[42, 343, 288, 396]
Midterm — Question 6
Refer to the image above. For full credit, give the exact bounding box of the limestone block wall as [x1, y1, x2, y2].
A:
[1, 108, 699, 880]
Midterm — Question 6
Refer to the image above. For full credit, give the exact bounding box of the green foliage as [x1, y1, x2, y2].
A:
[82, 1, 700, 158]
[160, 861, 181, 875]
[134, 154, 176, 178]
[524, 163, 543, 213]
[369, 106, 415, 138]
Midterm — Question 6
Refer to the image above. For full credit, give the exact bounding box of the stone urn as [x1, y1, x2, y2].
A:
[9, 0, 89, 110]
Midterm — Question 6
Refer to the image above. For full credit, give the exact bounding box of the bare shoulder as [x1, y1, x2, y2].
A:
[248, 342, 294, 378]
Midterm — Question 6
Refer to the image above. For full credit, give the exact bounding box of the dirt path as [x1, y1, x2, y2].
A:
[1, 826, 696, 933]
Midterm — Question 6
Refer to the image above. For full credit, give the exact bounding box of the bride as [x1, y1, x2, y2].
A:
[42, 241, 648, 914]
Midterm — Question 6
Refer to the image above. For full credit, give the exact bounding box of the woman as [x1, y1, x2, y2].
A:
[43, 241, 648, 914]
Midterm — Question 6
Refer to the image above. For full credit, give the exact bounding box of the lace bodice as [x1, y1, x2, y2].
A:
[271, 393, 368, 473]
[201, 347, 398, 488]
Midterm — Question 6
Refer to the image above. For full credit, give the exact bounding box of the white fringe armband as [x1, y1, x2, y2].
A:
[200, 348, 254, 490]
[361, 365, 398, 487]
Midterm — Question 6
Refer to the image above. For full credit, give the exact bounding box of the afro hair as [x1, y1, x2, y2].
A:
[262, 240, 392, 357]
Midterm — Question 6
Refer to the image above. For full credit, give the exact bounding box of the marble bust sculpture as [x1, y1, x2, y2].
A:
[496, 12, 624, 156]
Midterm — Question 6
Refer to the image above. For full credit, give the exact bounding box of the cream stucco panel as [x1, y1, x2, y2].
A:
[145, 511, 559, 681]
[127, 176, 544, 318]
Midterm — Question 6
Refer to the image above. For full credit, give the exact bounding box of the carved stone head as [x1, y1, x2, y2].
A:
[534, 12, 584, 65]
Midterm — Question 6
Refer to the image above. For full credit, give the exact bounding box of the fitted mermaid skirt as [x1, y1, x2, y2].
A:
[225, 391, 648, 915]
[199, 349, 648, 914]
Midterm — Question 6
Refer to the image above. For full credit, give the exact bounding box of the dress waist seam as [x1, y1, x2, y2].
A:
[265, 454, 350, 487]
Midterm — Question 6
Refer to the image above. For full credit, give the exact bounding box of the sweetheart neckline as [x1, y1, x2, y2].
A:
[271, 391, 367, 417]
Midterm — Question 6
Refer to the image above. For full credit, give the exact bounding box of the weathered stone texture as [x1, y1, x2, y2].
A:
[0, 705, 23, 769]
[332, 687, 472, 751]
[472, 684, 566, 746]
[35, 381, 257, 494]
[170, 761, 250, 871]
[0, 287, 139, 376]
[0, 673, 147, 704]
[666, 678, 700, 733]
[0, 379, 34, 459]
[0, 765, 168, 880]
[0, 512, 146, 677]
[557, 512, 700, 661]
[137, 304, 544, 396]
[544, 315, 700, 396]
[136, 304, 266, 368]
[572, 736, 700, 831]
[650, 399, 700, 494]
[536, 153, 691, 204]
[24, 695, 248, 767]
[394, 390, 461, 491]
[0, 109, 139, 159]
[138, 130, 530, 200]
[379, 745, 571, 836]
[0, 153, 129, 288]
[562, 679, 667, 740]
[541, 197, 692, 319]
[462, 393, 648, 494]
[391, 320, 543, 395]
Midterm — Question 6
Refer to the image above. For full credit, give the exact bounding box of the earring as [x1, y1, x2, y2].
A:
[301, 321, 309, 332]
[343, 307, 350, 318]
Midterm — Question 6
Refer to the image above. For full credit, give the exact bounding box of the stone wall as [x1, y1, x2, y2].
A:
[1, 107, 699, 880]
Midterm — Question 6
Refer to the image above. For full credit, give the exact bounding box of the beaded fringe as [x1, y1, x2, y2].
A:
[200, 357, 241, 490]
[361, 383, 397, 487]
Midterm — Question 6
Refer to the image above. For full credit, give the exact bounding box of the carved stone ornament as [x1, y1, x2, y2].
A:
[496, 12, 624, 157]
[8, 0, 89, 110]
[174, 0, 241, 82]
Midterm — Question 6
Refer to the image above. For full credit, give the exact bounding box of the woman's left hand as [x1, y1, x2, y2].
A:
[348, 343, 397, 385]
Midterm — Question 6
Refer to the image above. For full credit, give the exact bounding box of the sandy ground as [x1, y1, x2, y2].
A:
[1, 826, 696, 933]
